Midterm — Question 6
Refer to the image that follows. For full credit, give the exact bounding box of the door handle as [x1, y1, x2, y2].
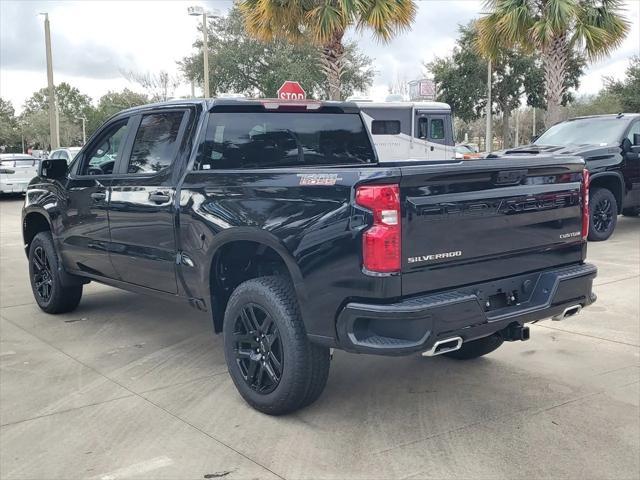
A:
[430, 146, 435, 151]
[149, 191, 171, 204]
[90, 192, 107, 201]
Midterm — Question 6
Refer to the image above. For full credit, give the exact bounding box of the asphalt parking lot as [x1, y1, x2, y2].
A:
[0, 195, 638, 480]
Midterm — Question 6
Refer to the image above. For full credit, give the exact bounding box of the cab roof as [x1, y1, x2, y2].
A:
[117, 98, 361, 115]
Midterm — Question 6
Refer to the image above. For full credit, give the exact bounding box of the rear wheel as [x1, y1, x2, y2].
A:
[588, 187, 618, 241]
[28, 232, 83, 314]
[443, 333, 504, 360]
[223, 276, 330, 415]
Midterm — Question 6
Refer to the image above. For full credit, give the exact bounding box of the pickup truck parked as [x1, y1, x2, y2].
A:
[23, 99, 597, 414]
[494, 113, 640, 241]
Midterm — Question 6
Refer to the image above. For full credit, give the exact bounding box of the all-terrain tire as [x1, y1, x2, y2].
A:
[588, 187, 618, 241]
[223, 276, 330, 415]
[28, 231, 83, 314]
[443, 333, 504, 360]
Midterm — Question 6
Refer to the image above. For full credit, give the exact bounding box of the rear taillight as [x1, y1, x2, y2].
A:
[355, 184, 401, 273]
[0, 168, 15, 174]
[581, 168, 590, 240]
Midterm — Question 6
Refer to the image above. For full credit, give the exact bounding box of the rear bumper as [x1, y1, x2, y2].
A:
[336, 263, 597, 356]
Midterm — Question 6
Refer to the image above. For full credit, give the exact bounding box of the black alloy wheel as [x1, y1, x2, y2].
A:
[31, 245, 53, 302]
[232, 303, 283, 394]
[592, 197, 614, 234]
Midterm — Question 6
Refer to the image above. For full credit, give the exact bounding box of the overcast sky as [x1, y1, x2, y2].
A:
[1, 0, 639, 113]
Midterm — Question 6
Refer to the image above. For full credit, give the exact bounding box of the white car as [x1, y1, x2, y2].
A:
[49, 147, 82, 164]
[0, 154, 39, 194]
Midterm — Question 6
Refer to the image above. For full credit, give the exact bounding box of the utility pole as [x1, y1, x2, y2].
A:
[41, 13, 59, 149]
[485, 60, 493, 153]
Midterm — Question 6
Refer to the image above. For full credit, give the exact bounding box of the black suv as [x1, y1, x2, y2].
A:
[497, 113, 640, 241]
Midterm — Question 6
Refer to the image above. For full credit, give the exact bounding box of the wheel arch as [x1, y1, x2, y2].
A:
[589, 172, 624, 210]
[205, 228, 306, 333]
[22, 209, 52, 256]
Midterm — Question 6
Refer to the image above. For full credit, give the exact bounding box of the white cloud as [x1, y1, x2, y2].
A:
[1, 0, 638, 113]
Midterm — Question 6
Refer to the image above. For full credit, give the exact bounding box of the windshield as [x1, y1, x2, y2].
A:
[535, 117, 628, 147]
[196, 112, 376, 170]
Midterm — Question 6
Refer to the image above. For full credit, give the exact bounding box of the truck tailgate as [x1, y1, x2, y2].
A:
[400, 157, 587, 296]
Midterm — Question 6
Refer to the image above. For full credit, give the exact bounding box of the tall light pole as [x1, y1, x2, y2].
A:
[485, 59, 493, 153]
[40, 13, 59, 149]
[188, 6, 220, 98]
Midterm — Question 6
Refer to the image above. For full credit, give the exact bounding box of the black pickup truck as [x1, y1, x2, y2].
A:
[495, 113, 640, 241]
[23, 99, 597, 414]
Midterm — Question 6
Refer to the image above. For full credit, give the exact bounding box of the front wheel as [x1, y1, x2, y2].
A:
[28, 232, 83, 314]
[588, 187, 618, 241]
[223, 276, 330, 415]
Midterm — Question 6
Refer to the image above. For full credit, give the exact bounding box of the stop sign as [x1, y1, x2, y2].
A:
[277, 81, 306, 100]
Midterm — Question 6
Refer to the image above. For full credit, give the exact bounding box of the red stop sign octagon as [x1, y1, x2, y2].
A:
[277, 81, 306, 100]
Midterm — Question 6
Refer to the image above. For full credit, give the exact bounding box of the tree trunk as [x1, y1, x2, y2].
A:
[502, 107, 511, 149]
[320, 30, 345, 101]
[542, 34, 568, 129]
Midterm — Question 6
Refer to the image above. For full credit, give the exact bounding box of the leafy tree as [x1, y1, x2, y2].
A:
[566, 91, 623, 118]
[605, 56, 640, 113]
[429, 23, 583, 147]
[21, 82, 94, 147]
[88, 89, 150, 134]
[23, 82, 92, 119]
[476, 0, 629, 128]
[239, 0, 415, 100]
[179, 7, 374, 99]
[0, 98, 22, 152]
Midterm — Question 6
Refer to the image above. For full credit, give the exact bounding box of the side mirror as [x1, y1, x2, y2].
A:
[39, 158, 68, 180]
[634, 133, 640, 146]
[622, 138, 632, 153]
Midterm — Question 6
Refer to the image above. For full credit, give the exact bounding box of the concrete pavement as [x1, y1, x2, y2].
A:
[1, 196, 638, 480]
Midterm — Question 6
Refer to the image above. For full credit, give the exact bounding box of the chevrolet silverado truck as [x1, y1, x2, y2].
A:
[23, 99, 597, 414]
[493, 113, 640, 241]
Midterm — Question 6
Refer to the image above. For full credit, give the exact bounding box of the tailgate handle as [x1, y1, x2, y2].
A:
[495, 169, 527, 185]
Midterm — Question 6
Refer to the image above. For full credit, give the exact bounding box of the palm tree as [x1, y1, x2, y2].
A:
[239, 0, 416, 100]
[476, 0, 629, 128]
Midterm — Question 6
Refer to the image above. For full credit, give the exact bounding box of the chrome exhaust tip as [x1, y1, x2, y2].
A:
[422, 337, 463, 357]
[552, 304, 582, 321]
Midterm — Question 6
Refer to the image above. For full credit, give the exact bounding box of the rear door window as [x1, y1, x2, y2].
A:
[126, 111, 186, 174]
[196, 112, 376, 170]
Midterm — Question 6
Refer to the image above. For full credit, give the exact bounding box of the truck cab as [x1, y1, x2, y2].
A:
[356, 101, 455, 162]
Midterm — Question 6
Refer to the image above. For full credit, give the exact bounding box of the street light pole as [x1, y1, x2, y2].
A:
[76, 117, 87, 144]
[189, 6, 220, 98]
[202, 11, 209, 98]
[40, 13, 59, 149]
